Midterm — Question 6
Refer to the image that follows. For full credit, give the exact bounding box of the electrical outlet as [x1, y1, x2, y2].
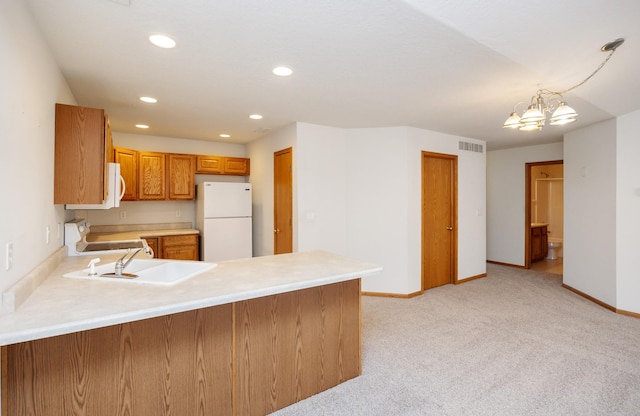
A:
[120, 211, 127, 219]
[46, 226, 51, 244]
[175, 210, 182, 218]
[5, 242, 13, 271]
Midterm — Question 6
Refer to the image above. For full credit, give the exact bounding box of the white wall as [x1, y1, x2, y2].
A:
[615, 110, 640, 312]
[0, 0, 75, 295]
[78, 133, 247, 227]
[345, 127, 486, 294]
[247, 123, 487, 295]
[114, 133, 246, 157]
[486, 142, 563, 266]
[563, 120, 617, 306]
[296, 123, 348, 254]
[345, 128, 413, 293]
[246, 123, 297, 257]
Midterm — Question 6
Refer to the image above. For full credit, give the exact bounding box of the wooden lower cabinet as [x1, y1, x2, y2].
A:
[531, 225, 548, 262]
[144, 236, 158, 258]
[143, 234, 199, 260]
[1, 279, 361, 416]
[161, 234, 199, 260]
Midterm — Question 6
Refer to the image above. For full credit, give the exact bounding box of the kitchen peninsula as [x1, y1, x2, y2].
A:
[0, 250, 381, 416]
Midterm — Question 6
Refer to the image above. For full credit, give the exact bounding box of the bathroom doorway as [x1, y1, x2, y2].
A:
[525, 160, 564, 273]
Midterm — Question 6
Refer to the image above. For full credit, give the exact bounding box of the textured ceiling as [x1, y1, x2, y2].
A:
[23, 0, 640, 150]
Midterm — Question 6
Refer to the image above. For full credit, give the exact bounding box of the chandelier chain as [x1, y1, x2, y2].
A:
[544, 49, 616, 96]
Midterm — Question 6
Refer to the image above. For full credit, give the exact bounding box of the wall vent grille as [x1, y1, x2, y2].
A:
[458, 141, 484, 153]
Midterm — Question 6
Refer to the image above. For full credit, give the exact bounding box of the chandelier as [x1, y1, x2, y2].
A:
[503, 38, 625, 132]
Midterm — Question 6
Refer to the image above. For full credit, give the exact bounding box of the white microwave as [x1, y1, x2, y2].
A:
[66, 163, 125, 210]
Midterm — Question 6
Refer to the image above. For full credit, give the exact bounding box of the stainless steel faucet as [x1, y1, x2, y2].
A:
[104, 246, 153, 278]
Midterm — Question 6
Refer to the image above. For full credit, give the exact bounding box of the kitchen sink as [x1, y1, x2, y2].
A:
[63, 259, 217, 286]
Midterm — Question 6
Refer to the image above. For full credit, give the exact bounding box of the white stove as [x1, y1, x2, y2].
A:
[64, 219, 148, 256]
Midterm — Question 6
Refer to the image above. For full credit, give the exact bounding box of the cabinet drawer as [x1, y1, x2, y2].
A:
[161, 234, 199, 247]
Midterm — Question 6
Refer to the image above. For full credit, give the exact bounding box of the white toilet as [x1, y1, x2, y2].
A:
[547, 238, 563, 260]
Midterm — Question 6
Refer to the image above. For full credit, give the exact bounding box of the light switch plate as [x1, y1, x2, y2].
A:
[5, 242, 13, 271]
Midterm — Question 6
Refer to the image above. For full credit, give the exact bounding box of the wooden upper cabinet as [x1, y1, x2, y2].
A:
[167, 153, 195, 200]
[105, 116, 114, 164]
[114, 147, 138, 201]
[196, 155, 224, 174]
[54, 103, 108, 204]
[138, 151, 166, 200]
[223, 157, 250, 175]
[196, 155, 250, 175]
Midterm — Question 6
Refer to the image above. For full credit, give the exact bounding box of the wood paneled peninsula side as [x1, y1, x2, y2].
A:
[0, 251, 381, 416]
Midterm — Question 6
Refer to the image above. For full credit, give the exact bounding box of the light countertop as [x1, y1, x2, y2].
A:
[86, 228, 199, 242]
[0, 250, 381, 346]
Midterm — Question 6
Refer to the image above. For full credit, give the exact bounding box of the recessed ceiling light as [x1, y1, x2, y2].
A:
[272, 66, 293, 76]
[219, 134, 231, 138]
[149, 34, 176, 49]
[139, 96, 158, 103]
[136, 124, 149, 129]
[249, 114, 263, 120]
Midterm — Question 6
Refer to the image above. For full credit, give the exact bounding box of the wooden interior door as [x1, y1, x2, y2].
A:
[422, 151, 457, 290]
[274, 147, 293, 254]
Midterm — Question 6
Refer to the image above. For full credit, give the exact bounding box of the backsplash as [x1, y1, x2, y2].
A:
[73, 200, 196, 227]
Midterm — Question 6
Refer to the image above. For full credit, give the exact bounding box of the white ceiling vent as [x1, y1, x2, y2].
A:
[108, 0, 131, 6]
[458, 141, 484, 153]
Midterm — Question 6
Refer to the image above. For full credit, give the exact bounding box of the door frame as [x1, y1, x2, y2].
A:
[421, 151, 458, 291]
[524, 160, 563, 268]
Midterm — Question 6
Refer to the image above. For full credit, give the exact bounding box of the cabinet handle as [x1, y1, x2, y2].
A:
[274, 229, 280, 234]
[446, 226, 453, 231]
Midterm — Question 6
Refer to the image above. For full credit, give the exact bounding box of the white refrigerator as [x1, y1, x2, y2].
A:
[196, 182, 252, 262]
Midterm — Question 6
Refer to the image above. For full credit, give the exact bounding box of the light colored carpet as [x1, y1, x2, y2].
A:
[271, 264, 640, 415]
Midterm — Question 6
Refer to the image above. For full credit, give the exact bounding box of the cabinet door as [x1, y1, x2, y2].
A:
[114, 147, 138, 201]
[144, 237, 159, 258]
[541, 227, 548, 258]
[531, 227, 544, 261]
[168, 154, 195, 200]
[105, 116, 114, 164]
[160, 234, 199, 260]
[196, 155, 224, 174]
[54, 104, 106, 204]
[138, 151, 166, 200]
[223, 157, 250, 175]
